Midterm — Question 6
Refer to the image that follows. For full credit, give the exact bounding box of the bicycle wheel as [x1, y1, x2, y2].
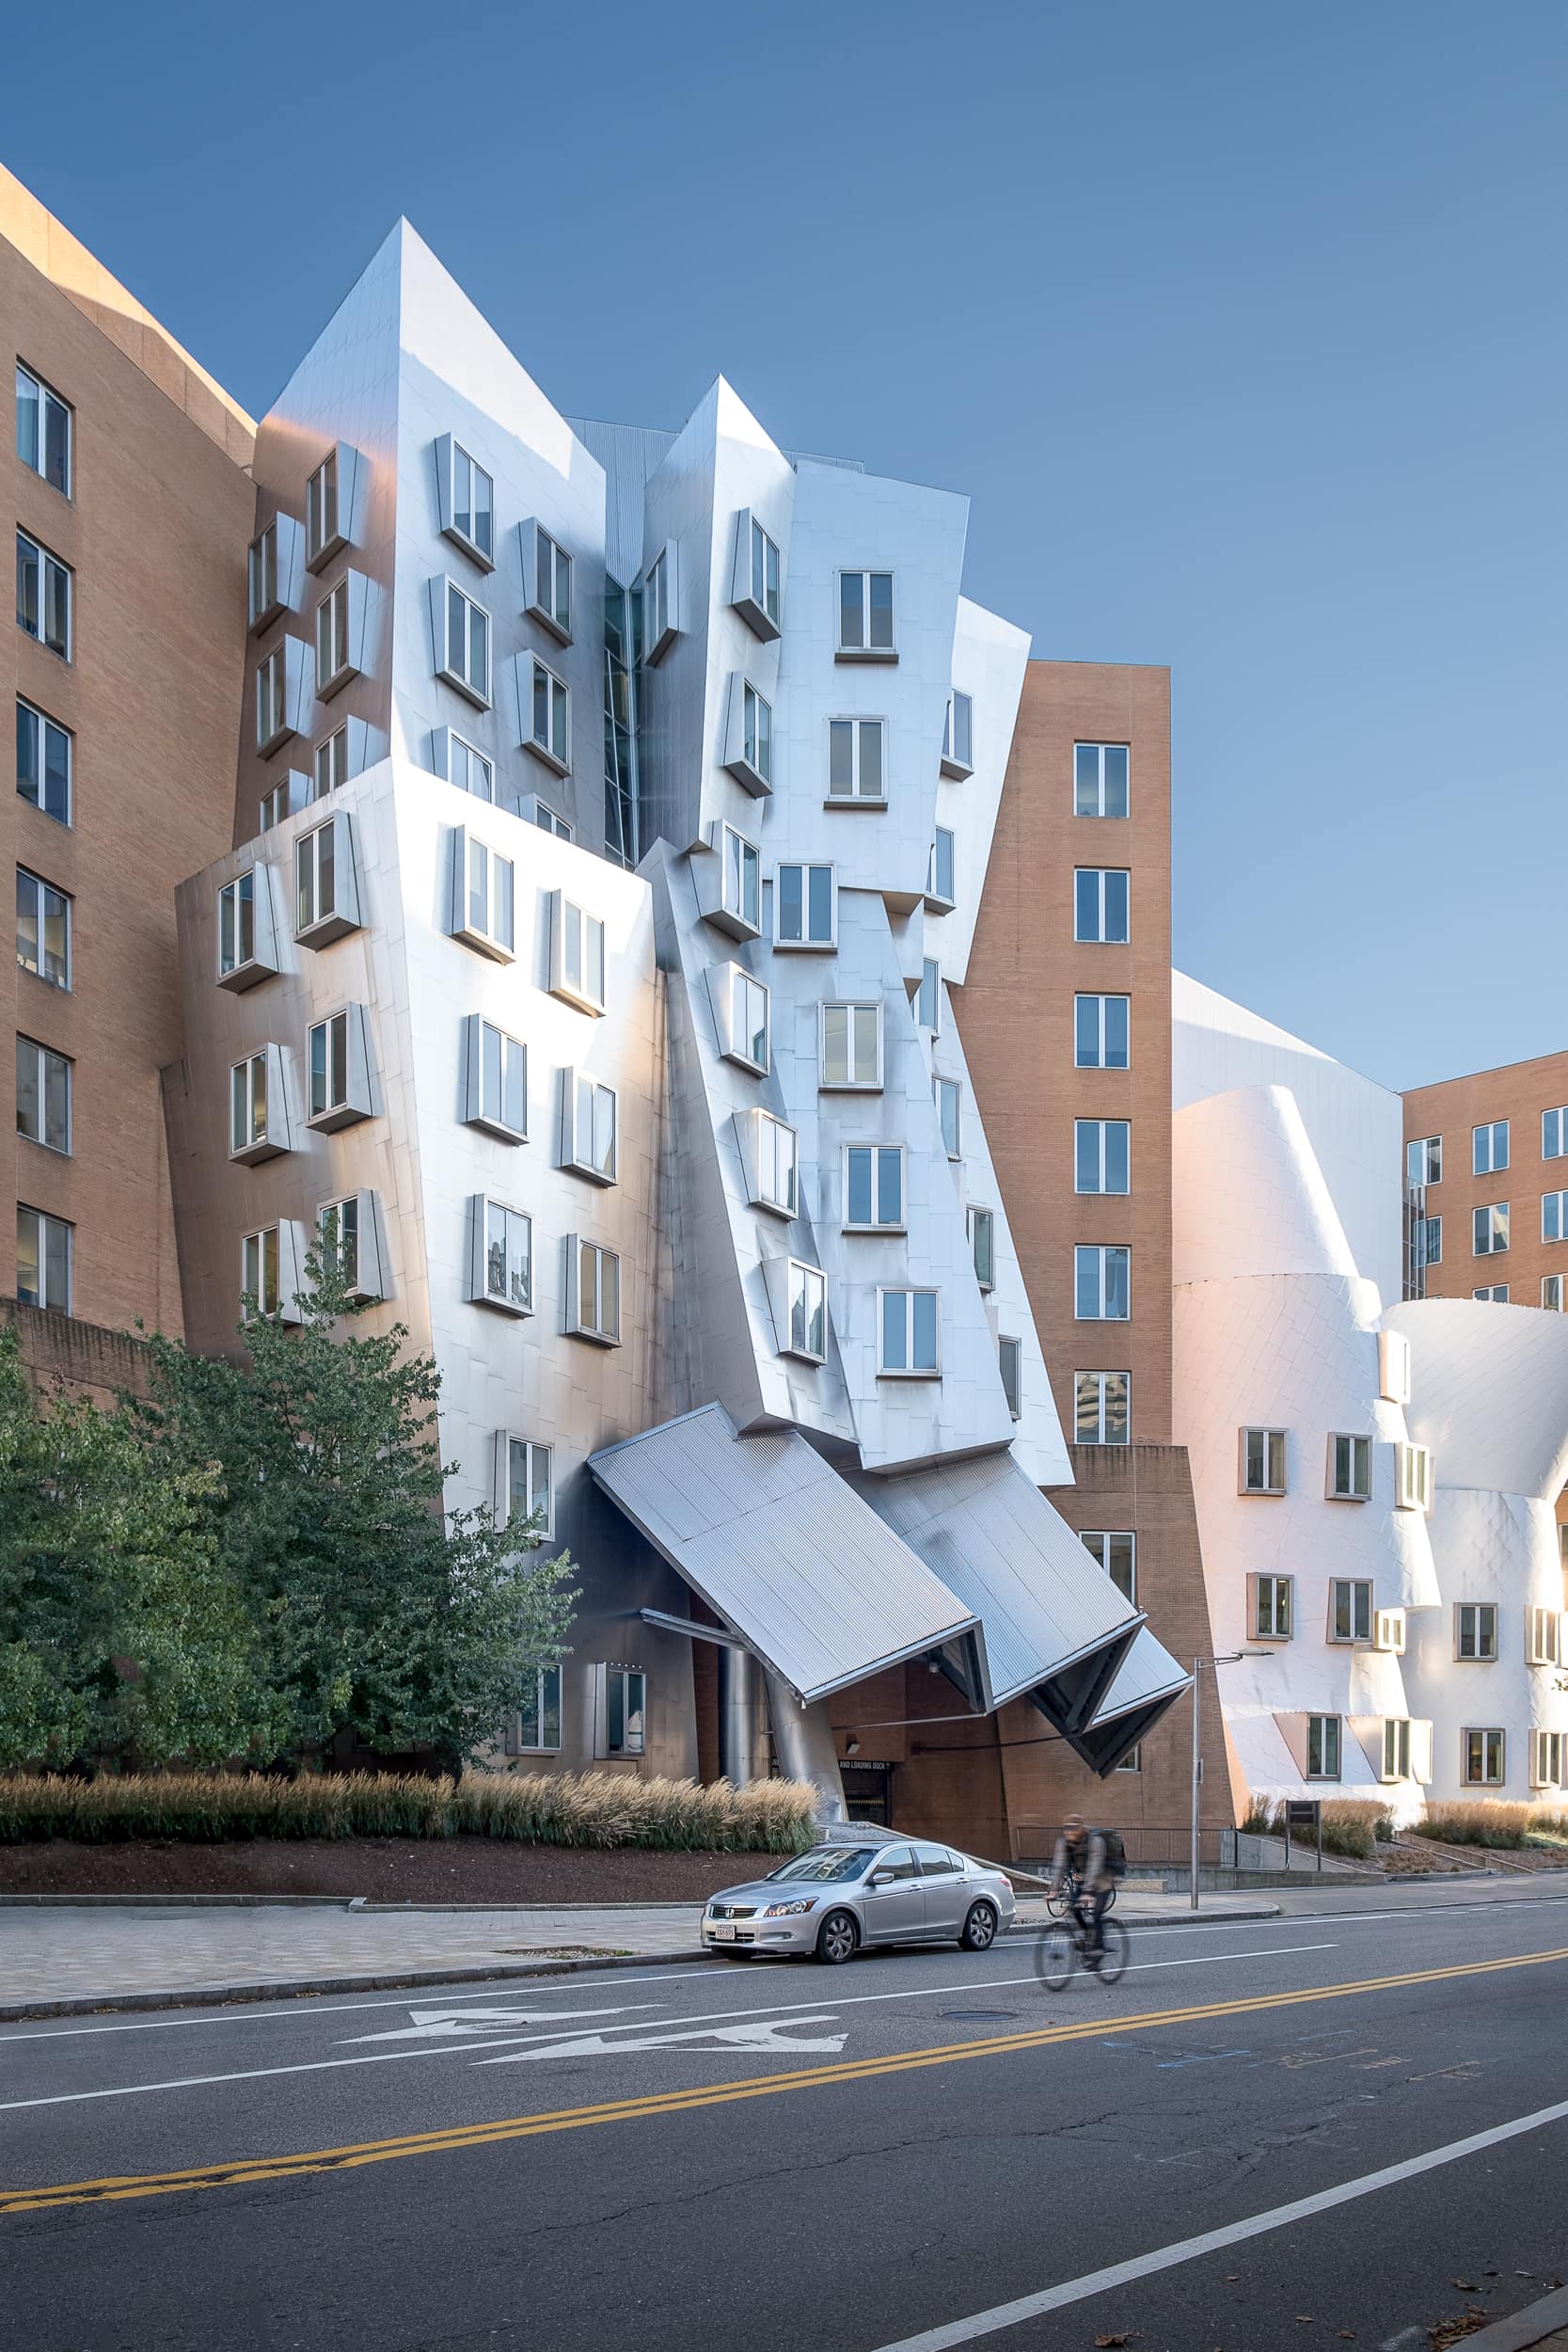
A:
[1035, 1923, 1074, 1992]
[1097, 1919, 1130, 1986]
[1102, 1882, 1118, 1914]
[1044, 1886, 1069, 1920]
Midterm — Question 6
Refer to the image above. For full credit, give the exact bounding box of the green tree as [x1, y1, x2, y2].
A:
[138, 1249, 578, 1768]
[0, 1325, 277, 1769]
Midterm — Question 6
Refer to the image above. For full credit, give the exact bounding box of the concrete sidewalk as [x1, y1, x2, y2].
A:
[0, 1889, 1279, 2021]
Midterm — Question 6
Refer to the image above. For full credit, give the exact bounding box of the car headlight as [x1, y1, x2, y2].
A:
[761, 1898, 816, 1917]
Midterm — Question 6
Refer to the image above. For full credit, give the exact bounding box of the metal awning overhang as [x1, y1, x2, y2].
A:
[1068, 1627, 1194, 1777]
[589, 1405, 984, 1707]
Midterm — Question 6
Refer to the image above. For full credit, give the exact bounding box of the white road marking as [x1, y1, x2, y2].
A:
[340, 2004, 658, 2044]
[863, 2096, 1568, 2350]
[0, 1943, 1336, 2113]
[486, 2017, 847, 2061]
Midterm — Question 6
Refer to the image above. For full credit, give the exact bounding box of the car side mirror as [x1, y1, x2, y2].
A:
[871, 1869, 895, 1887]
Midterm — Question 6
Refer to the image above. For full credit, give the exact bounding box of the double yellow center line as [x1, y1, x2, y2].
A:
[7, 1941, 1567, 2217]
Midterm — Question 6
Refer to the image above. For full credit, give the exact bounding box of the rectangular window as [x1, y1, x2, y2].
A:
[1114, 1745, 1142, 1776]
[1528, 1607, 1562, 1667]
[534, 799, 571, 839]
[1074, 742, 1129, 818]
[844, 1143, 903, 1232]
[915, 957, 940, 1031]
[721, 825, 760, 933]
[827, 716, 885, 802]
[318, 1196, 363, 1293]
[308, 1010, 354, 1125]
[295, 819, 341, 939]
[1545, 1275, 1566, 1312]
[1253, 1573, 1292, 1641]
[15, 1036, 70, 1153]
[1081, 1530, 1135, 1603]
[552, 898, 607, 1013]
[248, 521, 279, 628]
[1534, 1730, 1564, 1790]
[775, 862, 834, 948]
[444, 733, 493, 800]
[1075, 1118, 1130, 1195]
[879, 1287, 940, 1376]
[748, 1108, 799, 1216]
[1544, 1108, 1568, 1163]
[1329, 1579, 1373, 1644]
[463, 1018, 528, 1141]
[1327, 1433, 1372, 1501]
[264, 779, 302, 836]
[1383, 1719, 1412, 1781]
[1415, 1214, 1442, 1268]
[1407, 1135, 1441, 1186]
[1396, 1441, 1432, 1512]
[1473, 1202, 1510, 1255]
[449, 444, 495, 565]
[739, 680, 771, 789]
[306, 450, 341, 565]
[1473, 1120, 1509, 1175]
[942, 690, 974, 775]
[783, 1260, 828, 1361]
[518, 1665, 562, 1753]
[502, 1437, 554, 1539]
[241, 1225, 282, 1319]
[606, 1668, 646, 1756]
[644, 543, 676, 660]
[1456, 1603, 1498, 1661]
[1074, 867, 1129, 944]
[969, 1206, 996, 1292]
[1074, 993, 1130, 1070]
[572, 1239, 621, 1343]
[821, 1002, 880, 1089]
[564, 1073, 618, 1184]
[1307, 1714, 1341, 1780]
[16, 697, 71, 824]
[437, 579, 492, 706]
[1240, 1426, 1288, 1495]
[724, 967, 770, 1073]
[1075, 1244, 1130, 1321]
[15, 363, 71, 495]
[998, 1334, 1022, 1420]
[314, 578, 350, 693]
[314, 725, 349, 799]
[1076, 1370, 1131, 1445]
[1463, 1728, 1505, 1787]
[15, 867, 70, 989]
[453, 833, 516, 960]
[927, 828, 956, 908]
[530, 657, 570, 771]
[1544, 1192, 1568, 1244]
[837, 569, 895, 656]
[1473, 1284, 1509, 1302]
[229, 1051, 271, 1158]
[217, 874, 258, 981]
[16, 1204, 71, 1312]
[256, 646, 286, 750]
[473, 1199, 532, 1315]
[934, 1074, 962, 1158]
[16, 530, 71, 659]
[749, 516, 781, 632]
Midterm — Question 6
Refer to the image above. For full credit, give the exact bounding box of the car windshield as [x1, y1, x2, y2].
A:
[766, 1848, 879, 1884]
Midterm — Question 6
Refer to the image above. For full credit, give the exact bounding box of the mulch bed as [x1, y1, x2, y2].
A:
[0, 1838, 787, 1905]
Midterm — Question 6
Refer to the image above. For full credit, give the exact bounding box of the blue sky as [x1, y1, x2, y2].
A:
[5, 2, 1562, 1089]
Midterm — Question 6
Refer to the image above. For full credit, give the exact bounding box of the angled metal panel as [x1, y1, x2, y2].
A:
[590, 1404, 980, 1704]
[1090, 1626, 1193, 1728]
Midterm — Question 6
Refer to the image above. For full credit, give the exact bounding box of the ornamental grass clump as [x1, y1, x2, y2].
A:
[1316, 1799, 1394, 1860]
[454, 1771, 816, 1852]
[1409, 1800, 1534, 1849]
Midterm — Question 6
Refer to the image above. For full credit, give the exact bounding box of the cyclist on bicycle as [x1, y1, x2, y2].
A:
[1051, 1815, 1113, 1968]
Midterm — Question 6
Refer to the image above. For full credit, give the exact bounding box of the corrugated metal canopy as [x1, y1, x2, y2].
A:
[851, 1451, 1142, 1709]
[589, 1405, 980, 1704]
[1091, 1627, 1192, 1728]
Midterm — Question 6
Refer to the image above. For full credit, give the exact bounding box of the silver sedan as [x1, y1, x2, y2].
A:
[702, 1839, 1017, 1963]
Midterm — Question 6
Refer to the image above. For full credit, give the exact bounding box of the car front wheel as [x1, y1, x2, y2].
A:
[816, 1908, 859, 1964]
[960, 1900, 998, 1952]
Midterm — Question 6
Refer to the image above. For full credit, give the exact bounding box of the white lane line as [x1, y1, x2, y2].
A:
[864, 2096, 1568, 2351]
[0, 1944, 1336, 2114]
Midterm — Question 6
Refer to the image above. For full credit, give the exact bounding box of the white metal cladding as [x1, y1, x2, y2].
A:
[1090, 1626, 1192, 1728]
[851, 1451, 1142, 1708]
[1387, 1296, 1568, 1502]
[588, 1403, 981, 1703]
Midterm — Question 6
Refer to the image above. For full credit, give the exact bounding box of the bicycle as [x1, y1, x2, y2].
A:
[1034, 1897, 1129, 1989]
[1044, 1871, 1118, 1920]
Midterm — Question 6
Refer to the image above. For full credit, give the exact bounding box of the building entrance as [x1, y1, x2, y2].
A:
[839, 1760, 894, 1825]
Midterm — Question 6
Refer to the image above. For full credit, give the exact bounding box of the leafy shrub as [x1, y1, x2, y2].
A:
[0, 1770, 818, 1852]
[1317, 1800, 1394, 1860]
[1409, 1801, 1534, 1849]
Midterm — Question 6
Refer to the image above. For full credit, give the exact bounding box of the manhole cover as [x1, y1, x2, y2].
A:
[942, 2009, 1020, 2021]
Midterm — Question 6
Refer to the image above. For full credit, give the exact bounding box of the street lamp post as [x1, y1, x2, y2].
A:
[1189, 1651, 1271, 1911]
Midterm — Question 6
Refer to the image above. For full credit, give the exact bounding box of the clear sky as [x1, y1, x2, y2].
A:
[5, 2, 1562, 1091]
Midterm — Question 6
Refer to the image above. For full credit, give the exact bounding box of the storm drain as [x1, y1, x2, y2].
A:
[941, 2009, 1020, 2021]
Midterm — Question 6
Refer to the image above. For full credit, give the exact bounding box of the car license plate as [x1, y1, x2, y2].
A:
[708, 1921, 736, 1941]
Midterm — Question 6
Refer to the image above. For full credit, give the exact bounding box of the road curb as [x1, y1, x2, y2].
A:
[1459, 2283, 1568, 2349]
[0, 1947, 712, 2024]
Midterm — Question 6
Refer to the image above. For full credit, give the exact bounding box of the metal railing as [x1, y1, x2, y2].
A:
[1009, 1824, 1239, 1875]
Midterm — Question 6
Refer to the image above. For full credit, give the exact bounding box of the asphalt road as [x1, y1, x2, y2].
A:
[5, 1892, 1568, 2352]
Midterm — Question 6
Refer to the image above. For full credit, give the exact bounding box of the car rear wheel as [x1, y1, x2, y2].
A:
[960, 1899, 998, 1952]
[815, 1908, 859, 1964]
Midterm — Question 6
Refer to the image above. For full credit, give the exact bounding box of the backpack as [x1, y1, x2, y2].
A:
[1099, 1827, 1128, 1880]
